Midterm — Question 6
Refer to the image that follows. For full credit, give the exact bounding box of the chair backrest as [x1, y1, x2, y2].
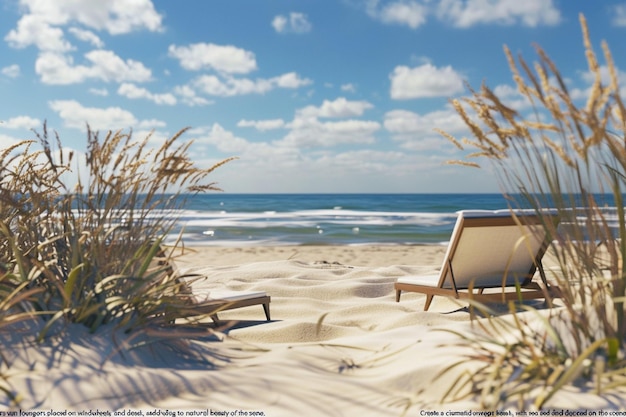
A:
[438, 210, 557, 289]
[147, 245, 195, 294]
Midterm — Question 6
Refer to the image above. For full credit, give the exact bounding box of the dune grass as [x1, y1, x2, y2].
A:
[0, 124, 234, 403]
[434, 14, 626, 409]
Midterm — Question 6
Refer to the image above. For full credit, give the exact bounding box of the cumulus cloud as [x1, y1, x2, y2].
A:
[198, 99, 379, 151]
[117, 83, 177, 105]
[297, 97, 374, 118]
[436, 0, 561, 28]
[173, 85, 212, 107]
[5, 1, 160, 84]
[49, 99, 138, 130]
[274, 72, 312, 88]
[1, 116, 42, 130]
[6, 0, 162, 52]
[236, 98, 378, 148]
[385, 109, 465, 135]
[89, 87, 109, 96]
[168, 43, 258, 74]
[5, 14, 72, 52]
[35, 50, 152, 85]
[491, 84, 533, 111]
[237, 119, 286, 131]
[613, 4, 626, 26]
[282, 117, 380, 148]
[68, 27, 104, 48]
[137, 119, 167, 129]
[389, 63, 464, 99]
[1, 64, 21, 78]
[341, 83, 356, 93]
[192, 72, 312, 97]
[366, 0, 428, 29]
[272, 12, 312, 33]
[580, 65, 626, 86]
[0, 133, 24, 150]
[572, 65, 626, 102]
[192, 123, 251, 154]
[384, 108, 473, 151]
[363, 0, 560, 29]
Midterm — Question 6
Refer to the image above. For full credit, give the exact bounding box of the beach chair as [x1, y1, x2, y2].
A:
[151, 246, 271, 322]
[395, 210, 560, 311]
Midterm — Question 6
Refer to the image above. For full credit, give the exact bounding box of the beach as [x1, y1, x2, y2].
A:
[173, 244, 449, 268]
[3, 244, 626, 415]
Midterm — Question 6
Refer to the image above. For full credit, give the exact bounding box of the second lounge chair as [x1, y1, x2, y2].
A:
[151, 246, 271, 322]
[395, 209, 560, 311]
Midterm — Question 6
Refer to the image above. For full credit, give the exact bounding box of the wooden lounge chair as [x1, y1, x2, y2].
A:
[152, 246, 271, 322]
[395, 210, 560, 311]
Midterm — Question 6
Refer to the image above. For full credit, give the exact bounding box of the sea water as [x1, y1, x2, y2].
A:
[162, 193, 512, 246]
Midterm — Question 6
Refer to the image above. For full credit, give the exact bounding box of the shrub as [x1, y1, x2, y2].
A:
[0, 124, 234, 334]
[436, 14, 626, 408]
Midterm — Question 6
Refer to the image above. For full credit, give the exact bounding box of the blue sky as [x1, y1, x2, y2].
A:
[1, 0, 625, 193]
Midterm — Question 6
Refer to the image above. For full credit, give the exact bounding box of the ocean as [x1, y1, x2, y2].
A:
[163, 193, 515, 246]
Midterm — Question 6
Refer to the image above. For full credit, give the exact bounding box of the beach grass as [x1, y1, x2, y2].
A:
[0, 125, 233, 403]
[439, 13, 626, 408]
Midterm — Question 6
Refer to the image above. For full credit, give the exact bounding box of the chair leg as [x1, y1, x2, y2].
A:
[395, 290, 402, 302]
[262, 303, 271, 321]
[423, 295, 434, 311]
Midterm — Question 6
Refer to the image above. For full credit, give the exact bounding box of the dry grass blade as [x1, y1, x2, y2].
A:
[434, 13, 626, 407]
[0, 122, 236, 403]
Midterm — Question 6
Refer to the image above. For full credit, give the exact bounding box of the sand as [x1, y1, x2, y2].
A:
[2, 245, 625, 415]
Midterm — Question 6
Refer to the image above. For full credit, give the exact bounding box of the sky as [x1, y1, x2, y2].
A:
[1, 0, 625, 194]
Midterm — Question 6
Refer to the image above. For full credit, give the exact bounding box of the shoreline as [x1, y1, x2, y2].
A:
[171, 243, 449, 268]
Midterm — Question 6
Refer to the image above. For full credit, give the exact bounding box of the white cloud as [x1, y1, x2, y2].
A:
[272, 12, 312, 33]
[1, 116, 42, 130]
[492, 84, 533, 111]
[384, 108, 466, 139]
[117, 83, 177, 105]
[297, 97, 374, 118]
[5, 14, 72, 52]
[6, 0, 162, 53]
[1, 64, 21, 78]
[282, 117, 380, 148]
[193, 72, 312, 97]
[68, 27, 104, 48]
[274, 72, 312, 88]
[436, 0, 561, 28]
[194, 75, 269, 96]
[341, 83, 356, 93]
[317, 149, 410, 175]
[386, 108, 479, 151]
[49, 99, 137, 130]
[244, 98, 380, 148]
[571, 65, 626, 103]
[580, 65, 626, 86]
[137, 119, 167, 129]
[389, 63, 464, 99]
[192, 124, 251, 154]
[367, 0, 428, 29]
[89, 87, 109, 96]
[35, 50, 152, 85]
[238, 119, 286, 131]
[363, 0, 560, 29]
[271, 15, 288, 33]
[187, 102, 379, 154]
[173, 85, 212, 107]
[168, 43, 258, 74]
[132, 128, 170, 144]
[613, 4, 626, 27]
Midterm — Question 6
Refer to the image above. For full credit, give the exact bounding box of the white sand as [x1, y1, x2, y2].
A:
[2, 245, 625, 415]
